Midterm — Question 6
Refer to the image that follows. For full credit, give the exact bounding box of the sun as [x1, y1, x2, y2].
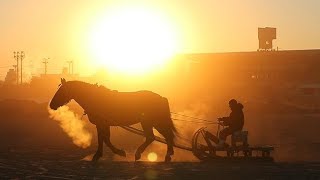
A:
[147, 152, 158, 162]
[88, 6, 179, 75]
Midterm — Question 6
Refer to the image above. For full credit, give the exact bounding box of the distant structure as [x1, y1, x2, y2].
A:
[31, 66, 79, 89]
[62, 67, 69, 75]
[4, 69, 16, 85]
[42, 58, 49, 75]
[258, 27, 277, 51]
[66, 60, 74, 75]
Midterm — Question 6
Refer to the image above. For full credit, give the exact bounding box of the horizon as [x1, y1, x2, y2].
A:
[2, 47, 320, 82]
[1, 0, 320, 79]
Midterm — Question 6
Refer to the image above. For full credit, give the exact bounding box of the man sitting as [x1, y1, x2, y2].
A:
[205, 99, 244, 148]
[216, 99, 244, 148]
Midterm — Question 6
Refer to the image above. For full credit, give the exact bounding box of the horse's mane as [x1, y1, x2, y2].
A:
[66, 81, 114, 95]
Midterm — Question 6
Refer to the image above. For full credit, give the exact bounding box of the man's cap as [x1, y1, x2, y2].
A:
[229, 99, 237, 105]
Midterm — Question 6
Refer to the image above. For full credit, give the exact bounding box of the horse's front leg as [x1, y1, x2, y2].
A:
[103, 126, 126, 157]
[92, 126, 104, 163]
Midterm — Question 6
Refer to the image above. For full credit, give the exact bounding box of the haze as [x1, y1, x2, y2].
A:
[1, 0, 320, 77]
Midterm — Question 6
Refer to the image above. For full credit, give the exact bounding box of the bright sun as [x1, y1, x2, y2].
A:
[89, 6, 179, 75]
[147, 152, 158, 162]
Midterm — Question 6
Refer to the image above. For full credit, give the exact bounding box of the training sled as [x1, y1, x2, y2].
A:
[121, 121, 274, 162]
[191, 125, 274, 161]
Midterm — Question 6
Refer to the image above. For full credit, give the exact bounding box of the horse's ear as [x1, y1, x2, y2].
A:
[61, 78, 66, 85]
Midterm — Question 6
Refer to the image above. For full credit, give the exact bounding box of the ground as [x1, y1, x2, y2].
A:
[1, 147, 320, 180]
[1, 100, 320, 179]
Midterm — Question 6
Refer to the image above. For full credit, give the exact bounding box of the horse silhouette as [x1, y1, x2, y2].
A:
[50, 78, 176, 162]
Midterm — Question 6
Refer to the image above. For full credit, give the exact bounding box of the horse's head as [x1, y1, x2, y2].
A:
[50, 78, 72, 110]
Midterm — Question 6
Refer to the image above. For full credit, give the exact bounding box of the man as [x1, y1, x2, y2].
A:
[216, 99, 244, 148]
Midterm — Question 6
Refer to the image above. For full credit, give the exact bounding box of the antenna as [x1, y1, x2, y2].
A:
[42, 58, 49, 75]
[66, 60, 74, 75]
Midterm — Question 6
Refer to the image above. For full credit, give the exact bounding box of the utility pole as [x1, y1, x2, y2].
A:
[12, 64, 17, 84]
[13, 51, 21, 85]
[66, 60, 73, 75]
[12, 65, 17, 74]
[20, 51, 25, 84]
[13, 52, 18, 84]
[42, 58, 49, 75]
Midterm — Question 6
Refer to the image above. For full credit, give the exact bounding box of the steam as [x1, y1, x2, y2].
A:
[135, 102, 212, 162]
[48, 105, 92, 148]
[173, 102, 211, 141]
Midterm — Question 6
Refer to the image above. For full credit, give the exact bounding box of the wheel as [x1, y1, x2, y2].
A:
[192, 127, 216, 160]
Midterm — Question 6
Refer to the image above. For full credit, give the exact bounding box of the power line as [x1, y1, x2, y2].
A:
[171, 112, 214, 123]
[0, 65, 12, 68]
[172, 118, 217, 125]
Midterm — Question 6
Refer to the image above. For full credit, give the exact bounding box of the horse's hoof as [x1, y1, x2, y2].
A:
[91, 157, 99, 163]
[165, 155, 171, 163]
[168, 149, 174, 156]
[117, 149, 126, 157]
[92, 152, 102, 163]
[135, 153, 141, 161]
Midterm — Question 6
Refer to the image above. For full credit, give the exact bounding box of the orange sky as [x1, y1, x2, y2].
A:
[1, 0, 320, 79]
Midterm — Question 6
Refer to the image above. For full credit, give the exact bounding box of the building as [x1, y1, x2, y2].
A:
[4, 69, 16, 85]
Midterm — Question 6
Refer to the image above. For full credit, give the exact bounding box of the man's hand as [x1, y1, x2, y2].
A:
[217, 118, 224, 126]
[218, 117, 229, 126]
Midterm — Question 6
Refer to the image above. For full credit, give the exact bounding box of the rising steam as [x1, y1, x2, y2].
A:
[48, 105, 92, 148]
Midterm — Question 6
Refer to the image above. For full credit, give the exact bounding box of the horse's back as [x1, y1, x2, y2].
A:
[104, 90, 170, 122]
[93, 88, 175, 133]
[113, 90, 165, 106]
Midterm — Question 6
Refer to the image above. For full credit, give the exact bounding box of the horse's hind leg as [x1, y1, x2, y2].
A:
[135, 123, 155, 161]
[155, 126, 174, 162]
[103, 126, 126, 157]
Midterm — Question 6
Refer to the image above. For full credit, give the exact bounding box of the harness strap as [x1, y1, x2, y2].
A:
[81, 111, 87, 120]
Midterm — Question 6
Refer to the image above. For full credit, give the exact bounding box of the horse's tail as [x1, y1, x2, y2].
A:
[163, 97, 177, 137]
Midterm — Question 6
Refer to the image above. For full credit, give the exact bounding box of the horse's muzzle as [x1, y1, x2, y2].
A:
[49, 101, 58, 110]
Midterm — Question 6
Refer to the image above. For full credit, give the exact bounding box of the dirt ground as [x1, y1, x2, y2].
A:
[1, 99, 320, 179]
[1, 146, 320, 180]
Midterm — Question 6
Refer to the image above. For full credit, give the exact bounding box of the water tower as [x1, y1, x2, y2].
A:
[258, 27, 277, 51]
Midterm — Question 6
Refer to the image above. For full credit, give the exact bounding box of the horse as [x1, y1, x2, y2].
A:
[50, 78, 176, 162]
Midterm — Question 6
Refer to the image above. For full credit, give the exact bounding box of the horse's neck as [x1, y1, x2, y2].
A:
[70, 86, 91, 112]
[70, 84, 109, 114]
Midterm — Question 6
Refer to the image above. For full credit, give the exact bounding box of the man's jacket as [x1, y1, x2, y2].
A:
[223, 103, 244, 130]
